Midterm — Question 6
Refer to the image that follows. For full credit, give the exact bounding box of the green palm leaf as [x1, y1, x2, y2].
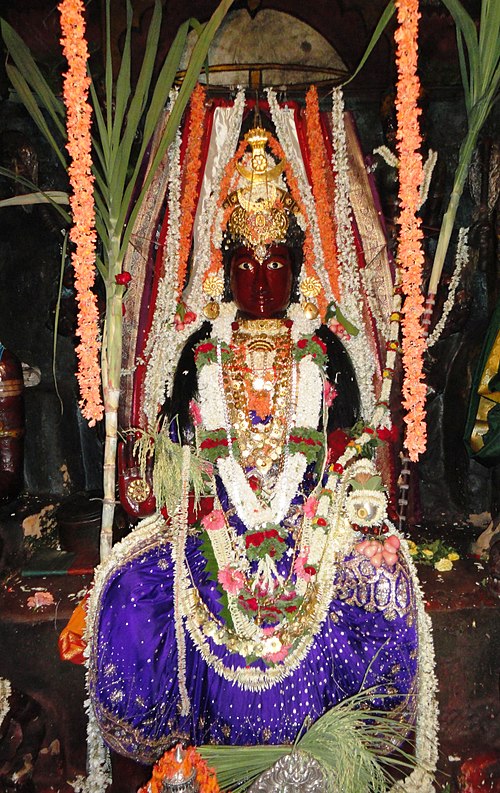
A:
[428, 0, 500, 294]
[1, 19, 66, 136]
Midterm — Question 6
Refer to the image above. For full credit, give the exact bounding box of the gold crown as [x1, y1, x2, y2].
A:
[223, 127, 297, 261]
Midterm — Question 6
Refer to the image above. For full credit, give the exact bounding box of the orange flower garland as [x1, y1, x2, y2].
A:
[177, 84, 207, 300]
[138, 745, 221, 793]
[59, 0, 103, 425]
[203, 136, 248, 284]
[304, 86, 340, 301]
[394, 0, 427, 459]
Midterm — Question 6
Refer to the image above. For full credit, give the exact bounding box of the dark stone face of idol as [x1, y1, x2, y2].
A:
[230, 244, 293, 319]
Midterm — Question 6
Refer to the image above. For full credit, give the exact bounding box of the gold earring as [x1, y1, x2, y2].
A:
[300, 276, 321, 320]
[202, 274, 224, 319]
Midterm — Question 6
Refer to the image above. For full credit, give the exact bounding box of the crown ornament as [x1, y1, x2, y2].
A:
[224, 127, 298, 262]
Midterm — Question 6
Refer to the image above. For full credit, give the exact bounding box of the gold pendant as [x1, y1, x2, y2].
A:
[203, 300, 220, 319]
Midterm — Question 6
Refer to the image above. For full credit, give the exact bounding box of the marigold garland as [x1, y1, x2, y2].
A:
[394, 0, 427, 460]
[138, 745, 221, 793]
[203, 136, 248, 286]
[59, 0, 103, 425]
[304, 86, 340, 301]
[177, 84, 207, 300]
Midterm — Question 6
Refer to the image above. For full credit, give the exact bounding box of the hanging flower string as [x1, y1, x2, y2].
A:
[177, 83, 207, 301]
[203, 137, 248, 284]
[304, 86, 340, 301]
[59, 0, 103, 425]
[394, 0, 426, 459]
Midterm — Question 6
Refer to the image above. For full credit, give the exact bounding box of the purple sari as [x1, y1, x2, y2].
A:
[89, 476, 418, 764]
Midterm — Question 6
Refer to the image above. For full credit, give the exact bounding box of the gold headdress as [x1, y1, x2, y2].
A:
[202, 124, 320, 320]
[223, 127, 298, 263]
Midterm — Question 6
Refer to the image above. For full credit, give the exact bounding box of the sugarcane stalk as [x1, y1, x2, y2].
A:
[100, 268, 123, 559]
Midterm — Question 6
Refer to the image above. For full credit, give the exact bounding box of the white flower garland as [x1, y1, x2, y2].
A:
[211, 301, 237, 344]
[143, 125, 183, 424]
[419, 149, 438, 209]
[266, 88, 333, 307]
[373, 145, 400, 169]
[179, 493, 349, 690]
[196, 324, 324, 528]
[390, 541, 439, 793]
[0, 677, 11, 726]
[173, 445, 192, 715]
[427, 227, 469, 349]
[217, 452, 308, 529]
[142, 92, 246, 424]
[371, 145, 437, 211]
[331, 88, 376, 419]
[287, 302, 318, 341]
[198, 363, 226, 431]
[184, 89, 246, 317]
[295, 357, 323, 427]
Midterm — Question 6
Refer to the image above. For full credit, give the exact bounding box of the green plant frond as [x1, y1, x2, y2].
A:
[478, 0, 500, 88]
[117, 20, 191, 253]
[198, 686, 419, 793]
[110, 0, 133, 156]
[0, 189, 69, 209]
[89, 79, 111, 172]
[95, 255, 107, 282]
[118, 0, 236, 259]
[108, 0, 162, 212]
[1, 19, 66, 135]
[142, 17, 191, 137]
[93, 211, 110, 258]
[132, 427, 207, 515]
[0, 168, 71, 220]
[341, 0, 396, 87]
[440, 0, 479, 79]
[428, 0, 500, 295]
[104, 0, 113, 134]
[5, 64, 67, 170]
[456, 30, 471, 111]
[91, 159, 110, 207]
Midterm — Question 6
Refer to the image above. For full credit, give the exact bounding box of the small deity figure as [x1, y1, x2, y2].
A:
[85, 123, 432, 784]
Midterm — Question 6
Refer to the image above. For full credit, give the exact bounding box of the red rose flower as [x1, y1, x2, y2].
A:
[115, 271, 132, 285]
[246, 531, 265, 548]
[297, 339, 308, 349]
[312, 336, 327, 353]
[195, 342, 215, 357]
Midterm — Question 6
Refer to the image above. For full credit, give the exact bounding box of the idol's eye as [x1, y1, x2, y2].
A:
[267, 260, 284, 270]
[238, 261, 254, 271]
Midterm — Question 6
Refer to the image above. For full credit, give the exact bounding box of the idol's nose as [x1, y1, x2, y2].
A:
[252, 262, 271, 297]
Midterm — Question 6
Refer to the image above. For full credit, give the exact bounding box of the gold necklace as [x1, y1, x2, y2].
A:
[223, 321, 293, 474]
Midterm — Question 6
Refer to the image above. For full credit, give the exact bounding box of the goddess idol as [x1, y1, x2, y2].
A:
[85, 92, 437, 790]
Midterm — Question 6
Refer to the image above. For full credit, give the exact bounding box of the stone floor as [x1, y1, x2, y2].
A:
[0, 498, 499, 792]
